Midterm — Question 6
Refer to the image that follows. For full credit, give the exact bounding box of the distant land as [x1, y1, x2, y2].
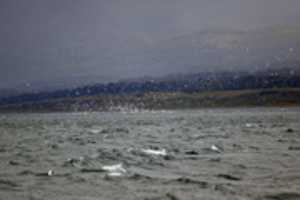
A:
[0, 67, 300, 112]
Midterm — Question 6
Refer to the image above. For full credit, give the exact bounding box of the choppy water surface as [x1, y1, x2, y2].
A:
[0, 108, 300, 200]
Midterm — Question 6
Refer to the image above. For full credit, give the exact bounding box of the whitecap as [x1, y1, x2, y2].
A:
[141, 148, 167, 156]
[245, 123, 258, 128]
[89, 129, 102, 134]
[102, 163, 127, 174]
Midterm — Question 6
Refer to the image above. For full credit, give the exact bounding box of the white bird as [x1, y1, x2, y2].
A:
[47, 170, 53, 176]
[210, 145, 222, 153]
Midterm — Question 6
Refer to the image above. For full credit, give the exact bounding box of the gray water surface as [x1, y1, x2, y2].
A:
[0, 108, 300, 200]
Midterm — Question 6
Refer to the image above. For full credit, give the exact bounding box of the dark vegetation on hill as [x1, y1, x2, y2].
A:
[1, 88, 300, 112]
[0, 68, 300, 111]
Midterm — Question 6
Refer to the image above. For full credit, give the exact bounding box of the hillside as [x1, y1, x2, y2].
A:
[1, 87, 300, 112]
[1, 67, 300, 107]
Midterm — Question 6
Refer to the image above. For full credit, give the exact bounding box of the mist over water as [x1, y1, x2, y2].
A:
[0, 108, 300, 199]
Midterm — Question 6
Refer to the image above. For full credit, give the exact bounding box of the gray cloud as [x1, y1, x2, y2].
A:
[0, 0, 300, 90]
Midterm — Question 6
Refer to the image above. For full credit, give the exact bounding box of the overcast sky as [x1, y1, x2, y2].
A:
[1, 0, 300, 89]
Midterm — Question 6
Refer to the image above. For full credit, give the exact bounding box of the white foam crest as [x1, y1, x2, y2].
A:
[141, 148, 167, 156]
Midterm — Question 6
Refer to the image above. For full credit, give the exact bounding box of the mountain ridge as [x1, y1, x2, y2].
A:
[1, 67, 300, 107]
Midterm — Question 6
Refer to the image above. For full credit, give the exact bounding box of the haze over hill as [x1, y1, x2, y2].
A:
[131, 26, 300, 76]
[1, 0, 300, 94]
[1, 26, 300, 97]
